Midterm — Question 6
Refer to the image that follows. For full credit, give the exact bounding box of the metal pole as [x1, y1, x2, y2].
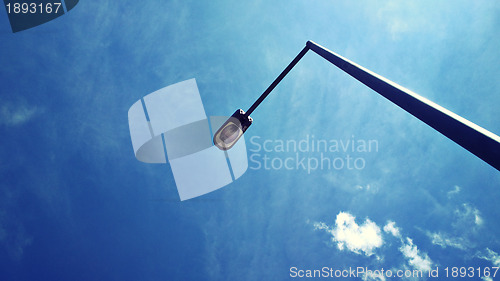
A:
[246, 46, 309, 115]
[306, 40, 500, 171]
[244, 41, 500, 171]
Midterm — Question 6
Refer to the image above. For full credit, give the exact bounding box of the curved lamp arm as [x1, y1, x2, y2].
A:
[215, 41, 500, 171]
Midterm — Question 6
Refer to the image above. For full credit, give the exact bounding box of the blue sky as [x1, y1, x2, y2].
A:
[1, 0, 499, 280]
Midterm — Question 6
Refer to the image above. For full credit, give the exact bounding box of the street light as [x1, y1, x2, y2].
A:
[213, 109, 253, 150]
[213, 41, 500, 171]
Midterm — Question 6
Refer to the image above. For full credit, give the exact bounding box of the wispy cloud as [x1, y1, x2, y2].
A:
[0, 101, 41, 126]
[454, 203, 483, 228]
[419, 196, 500, 272]
[447, 185, 461, 198]
[384, 221, 434, 274]
[476, 248, 500, 267]
[476, 249, 500, 281]
[399, 238, 433, 273]
[314, 212, 383, 257]
[421, 200, 485, 251]
[383, 221, 401, 238]
[425, 231, 468, 250]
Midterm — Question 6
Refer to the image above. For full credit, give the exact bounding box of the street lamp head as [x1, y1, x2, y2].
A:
[213, 109, 253, 150]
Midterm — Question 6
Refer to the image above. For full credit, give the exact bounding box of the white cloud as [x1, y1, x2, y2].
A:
[314, 212, 383, 257]
[355, 184, 371, 191]
[313, 221, 328, 231]
[383, 221, 401, 238]
[482, 277, 493, 281]
[314, 215, 435, 274]
[454, 203, 483, 228]
[381, 221, 434, 273]
[425, 231, 468, 250]
[419, 200, 486, 254]
[0, 101, 41, 126]
[399, 238, 433, 273]
[447, 185, 461, 198]
[477, 248, 500, 267]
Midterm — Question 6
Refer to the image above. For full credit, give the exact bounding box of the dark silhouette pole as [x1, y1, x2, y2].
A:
[216, 41, 500, 171]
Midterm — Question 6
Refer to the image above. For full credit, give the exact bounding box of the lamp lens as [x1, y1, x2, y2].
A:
[220, 123, 240, 144]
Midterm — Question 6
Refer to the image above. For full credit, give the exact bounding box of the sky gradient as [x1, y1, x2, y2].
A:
[0, 1, 499, 280]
